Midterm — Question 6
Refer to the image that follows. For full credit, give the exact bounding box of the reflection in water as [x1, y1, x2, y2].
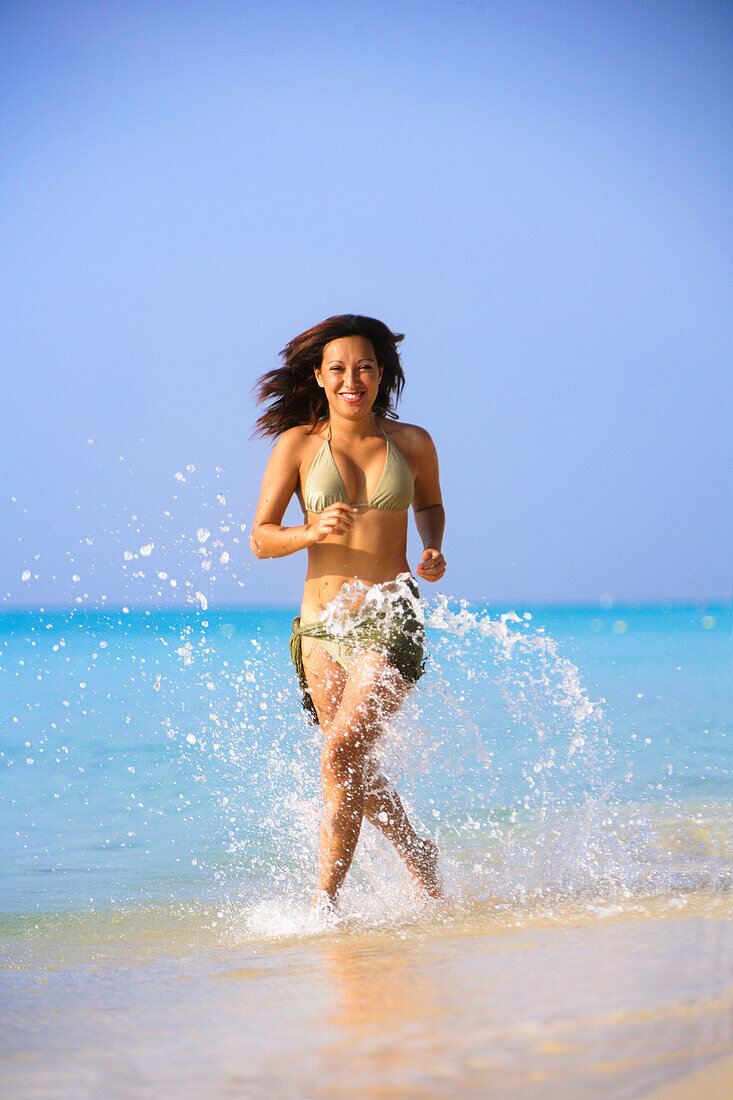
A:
[308, 915, 733, 1100]
[323, 938, 443, 1037]
[318, 936, 449, 1091]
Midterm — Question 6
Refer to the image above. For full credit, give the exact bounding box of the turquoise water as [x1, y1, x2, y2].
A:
[2, 600, 730, 930]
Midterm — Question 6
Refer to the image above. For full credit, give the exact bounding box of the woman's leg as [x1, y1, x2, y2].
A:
[362, 765, 442, 898]
[302, 642, 440, 902]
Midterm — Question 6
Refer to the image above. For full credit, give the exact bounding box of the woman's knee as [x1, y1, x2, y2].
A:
[321, 727, 367, 785]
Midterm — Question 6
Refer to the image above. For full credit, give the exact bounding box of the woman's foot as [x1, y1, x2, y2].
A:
[309, 889, 340, 925]
[405, 837, 443, 898]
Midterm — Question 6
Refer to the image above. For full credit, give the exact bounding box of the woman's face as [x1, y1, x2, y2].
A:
[315, 335, 383, 419]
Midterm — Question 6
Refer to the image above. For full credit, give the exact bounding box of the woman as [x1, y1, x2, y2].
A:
[251, 314, 446, 911]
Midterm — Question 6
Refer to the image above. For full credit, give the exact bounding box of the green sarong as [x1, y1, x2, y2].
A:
[289, 578, 427, 725]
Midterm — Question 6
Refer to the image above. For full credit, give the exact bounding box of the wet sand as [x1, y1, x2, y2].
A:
[641, 1052, 733, 1099]
[2, 899, 732, 1098]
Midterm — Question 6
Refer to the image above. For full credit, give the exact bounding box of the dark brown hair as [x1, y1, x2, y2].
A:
[253, 314, 405, 438]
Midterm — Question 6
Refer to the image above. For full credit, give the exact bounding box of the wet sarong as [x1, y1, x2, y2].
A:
[289, 576, 427, 724]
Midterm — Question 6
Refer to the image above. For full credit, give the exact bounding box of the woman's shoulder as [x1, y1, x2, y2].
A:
[272, 422, 325, 451]
[382, 419, 436, 455]
[266, 424, 325, 473]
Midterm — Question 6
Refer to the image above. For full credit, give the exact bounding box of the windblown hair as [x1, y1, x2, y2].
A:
[253, 314, 405, 438]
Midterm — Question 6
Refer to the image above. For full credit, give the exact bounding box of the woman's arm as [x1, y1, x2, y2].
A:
[415, 503, 445, 552]
[250, 430, 356, 559]
[410, 428, 447, 583]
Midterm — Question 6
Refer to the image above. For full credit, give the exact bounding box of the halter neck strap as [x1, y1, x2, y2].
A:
[325, 418, 388, 443]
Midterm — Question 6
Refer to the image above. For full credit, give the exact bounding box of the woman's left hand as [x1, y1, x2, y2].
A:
[415, 547, 446, 582]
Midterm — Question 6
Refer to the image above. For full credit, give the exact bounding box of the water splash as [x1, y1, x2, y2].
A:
[153, 575, 729, 943]
[3, 468, 730, 942]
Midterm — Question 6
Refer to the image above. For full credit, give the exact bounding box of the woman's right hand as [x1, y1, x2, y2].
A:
[306, 503, 358, 544]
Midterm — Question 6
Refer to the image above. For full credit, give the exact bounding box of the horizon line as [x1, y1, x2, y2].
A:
[1, 596, 730, 616]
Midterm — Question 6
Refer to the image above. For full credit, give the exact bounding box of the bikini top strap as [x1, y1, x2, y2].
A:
[327, 419, 389, 443]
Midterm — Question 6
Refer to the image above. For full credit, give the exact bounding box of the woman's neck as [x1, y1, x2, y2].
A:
[327, 410, 381, 443]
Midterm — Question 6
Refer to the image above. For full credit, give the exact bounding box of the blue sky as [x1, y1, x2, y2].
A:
[2, 0, 731, 608]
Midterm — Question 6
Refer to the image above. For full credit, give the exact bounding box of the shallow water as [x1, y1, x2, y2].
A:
[3, 904, 732, 1098]
[1, 598, 731, 1095]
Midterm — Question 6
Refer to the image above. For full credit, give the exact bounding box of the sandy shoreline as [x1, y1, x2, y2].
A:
[640, 1052, 733, 1099]
[2, 902, 732, 1098]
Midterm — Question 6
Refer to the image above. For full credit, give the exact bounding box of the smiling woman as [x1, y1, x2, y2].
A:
[251, 314, 446, 912]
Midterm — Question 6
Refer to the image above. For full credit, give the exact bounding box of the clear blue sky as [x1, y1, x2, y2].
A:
[2, 0, 731, 608]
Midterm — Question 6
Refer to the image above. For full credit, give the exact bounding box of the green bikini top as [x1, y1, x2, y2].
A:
[303, 421, 414, 514]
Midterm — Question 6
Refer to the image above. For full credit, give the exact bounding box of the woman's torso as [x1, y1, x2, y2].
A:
[296, 419, 414, 621]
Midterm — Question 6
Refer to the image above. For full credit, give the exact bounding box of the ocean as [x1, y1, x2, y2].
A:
[2, 599, 731, 1097]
